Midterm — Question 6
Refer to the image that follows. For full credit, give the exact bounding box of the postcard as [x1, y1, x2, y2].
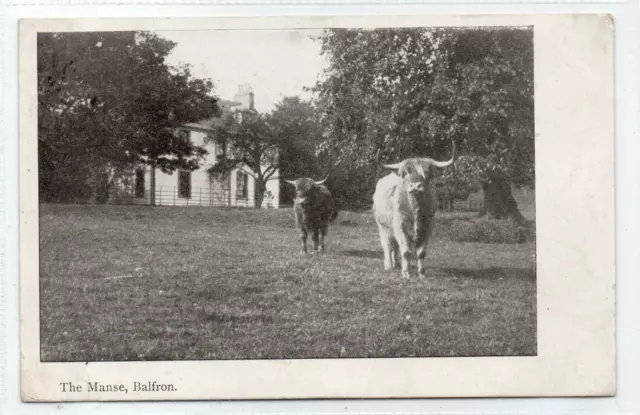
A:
[19, 13, 615, 401]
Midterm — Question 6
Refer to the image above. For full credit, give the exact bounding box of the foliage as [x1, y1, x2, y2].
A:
[205, 109, 280, 208]
[207, 96, 327, 207]
[271, 97, 323, 176]
[270, 97, 325, 204]
[312, 27, 534, 209]
[38, 31, 218, 202]
[434, 176, 481, 201]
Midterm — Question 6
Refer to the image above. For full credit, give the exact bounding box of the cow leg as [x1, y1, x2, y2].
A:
[394, 230, 412, 279]
[416, 217, 435, 277]
[300, 228, 308, 254]
[391, 238, 400, 269]
[377, 226, 394, 270]
[311, 229, 320, 254]
[318, 226, 327, 253]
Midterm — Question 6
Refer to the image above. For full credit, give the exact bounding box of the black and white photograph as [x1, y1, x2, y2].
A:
[37, 25, 536, 362]
[19, 14, 615, 401]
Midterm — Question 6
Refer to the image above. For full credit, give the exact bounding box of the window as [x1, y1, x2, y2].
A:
[134, 168, 145, 198]
[236, 171, 248, 199]
[216, 138, 226, 158]
[178, 171, 191, 199]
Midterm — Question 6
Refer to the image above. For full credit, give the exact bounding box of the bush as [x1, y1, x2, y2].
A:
[447, 217, 533, 244]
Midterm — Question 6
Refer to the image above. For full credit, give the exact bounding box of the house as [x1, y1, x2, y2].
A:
[112, 84, 280, 208]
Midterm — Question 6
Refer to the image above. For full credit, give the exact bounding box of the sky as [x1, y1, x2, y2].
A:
[155, 29, 329, 113]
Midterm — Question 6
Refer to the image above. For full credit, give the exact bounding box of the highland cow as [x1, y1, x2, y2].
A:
[373, 144, 455, 278]
[285, 177, 338, 254]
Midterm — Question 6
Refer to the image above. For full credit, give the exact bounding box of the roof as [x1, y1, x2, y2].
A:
[183, 117, 224, 132]
[218, 99, 243, 112]
[183, 99, 242, 132]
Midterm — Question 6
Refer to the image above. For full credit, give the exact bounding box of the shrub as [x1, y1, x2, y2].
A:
[447, 217, 534, 244]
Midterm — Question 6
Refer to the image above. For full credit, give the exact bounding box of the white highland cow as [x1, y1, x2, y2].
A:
[373, 144, 455, 279]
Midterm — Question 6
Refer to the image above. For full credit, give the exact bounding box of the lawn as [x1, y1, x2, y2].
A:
[39, 204, 536, 361]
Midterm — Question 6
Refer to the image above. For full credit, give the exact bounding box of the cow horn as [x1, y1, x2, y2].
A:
[432, 140, 456, 168]
[314, 176, 328, 185]
[383, 162, 404, 170]
[432, 157, 454, 168]
[284, 179, 297, 185]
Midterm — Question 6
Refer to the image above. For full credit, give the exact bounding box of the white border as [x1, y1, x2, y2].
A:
[3, 3, 639, 415]
[20, 13, 616, 401]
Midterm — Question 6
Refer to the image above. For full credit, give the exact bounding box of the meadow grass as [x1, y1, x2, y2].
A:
[39, 204, 536, 361]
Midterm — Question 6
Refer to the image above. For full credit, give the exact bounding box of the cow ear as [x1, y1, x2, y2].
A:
[393, 169, 406, 178]
[383, 161, 405, 178]
[418, 160, 434, 180]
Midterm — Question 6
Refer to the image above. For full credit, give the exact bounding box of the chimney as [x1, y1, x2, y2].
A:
[233, 83, 255, 111]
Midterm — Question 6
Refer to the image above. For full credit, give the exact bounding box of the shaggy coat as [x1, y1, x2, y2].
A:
[373, 152, 454, 279]
[288, 178, 338, 254]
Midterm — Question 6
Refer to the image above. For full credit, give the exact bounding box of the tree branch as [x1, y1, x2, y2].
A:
[243, 169, 257, 180]
[263, 165, 278, 181]
[263, 164, 277, 175]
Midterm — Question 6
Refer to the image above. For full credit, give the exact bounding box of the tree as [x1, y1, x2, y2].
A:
[38, 31, 218, 203]
[312, 27, 534, 220]
[269, 97, 324, 205]
[206, 110, 280, 208]
[207, 97, 326, 208]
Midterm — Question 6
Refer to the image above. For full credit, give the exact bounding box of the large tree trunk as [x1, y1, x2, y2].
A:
[480, 177, 526, 224]
[254, 180, 266, 208]
[149, 162, 156, 206]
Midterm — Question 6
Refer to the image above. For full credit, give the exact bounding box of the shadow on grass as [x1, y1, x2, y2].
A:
[339, 219, 361, 227]
[339, 249, 382, 259]
[335, 251, 535, 282]
[442, 266, 535, 281]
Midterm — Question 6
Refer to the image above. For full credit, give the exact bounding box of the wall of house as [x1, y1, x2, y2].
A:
[129, 129, 280, 208]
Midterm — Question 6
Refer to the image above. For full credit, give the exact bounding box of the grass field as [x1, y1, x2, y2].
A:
[40, 204, 536, 361]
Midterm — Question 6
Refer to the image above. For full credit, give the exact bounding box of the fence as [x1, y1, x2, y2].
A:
[109, 185, 278, 208]
[109, 184, 480, 212]
[438, 197, 484, 212]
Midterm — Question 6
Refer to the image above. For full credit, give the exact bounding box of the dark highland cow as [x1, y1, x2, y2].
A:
[373, 143, 455, 279]
[285, 177, 338, 254]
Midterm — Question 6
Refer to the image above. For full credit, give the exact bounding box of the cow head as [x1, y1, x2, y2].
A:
[383, 142, 456, 190]
[284, 177, 328, 208]
[405, 171, 427, 196]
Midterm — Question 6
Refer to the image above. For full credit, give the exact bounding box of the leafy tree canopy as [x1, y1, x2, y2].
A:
[206, 109, 280, 208]
[312, 27, 534, 205]
[271, 96, 322, 177]
[38, 31, 219, 201]
[207, 96, 327, 207]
